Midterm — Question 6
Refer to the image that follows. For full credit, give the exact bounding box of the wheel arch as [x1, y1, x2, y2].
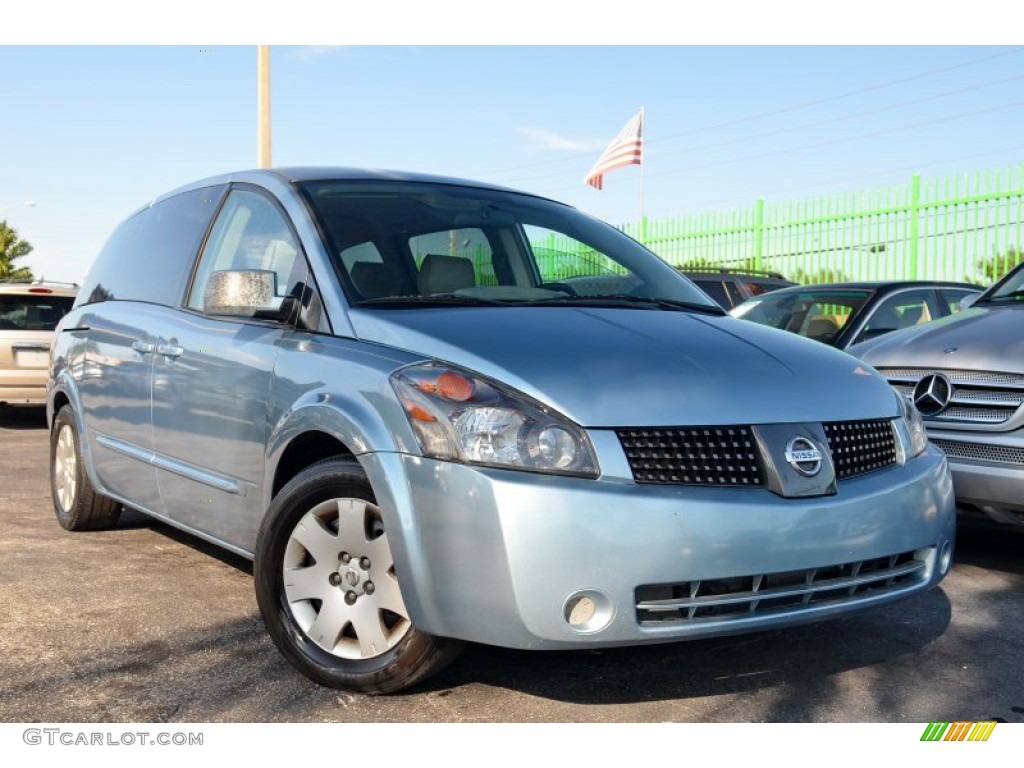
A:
[46, 377, 112, 501]
[50, 389, 71, 426]
[265, 390, 416, 503]
[264, 396, 435, 626]
[270, 430, 356, 499]
[47, 367, 80, 428]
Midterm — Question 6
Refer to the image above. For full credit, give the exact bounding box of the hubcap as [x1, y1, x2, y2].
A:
[54, 425, 78, 513]
[282, 498, 411, 660]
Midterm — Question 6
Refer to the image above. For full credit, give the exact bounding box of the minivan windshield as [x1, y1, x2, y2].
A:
[299, 181, 722, 314]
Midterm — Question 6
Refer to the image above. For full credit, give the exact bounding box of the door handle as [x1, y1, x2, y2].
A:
[12, 341, 50, 351]
[157, 344, 184, 359]
[131, 341, 154, 354]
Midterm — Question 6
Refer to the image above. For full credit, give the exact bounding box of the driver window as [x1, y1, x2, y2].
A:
[854, 290, 934, 344]
[188, 189, 304, 311]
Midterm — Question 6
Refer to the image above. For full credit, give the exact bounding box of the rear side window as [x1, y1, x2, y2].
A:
[690, 278, 731, 308]
[79, 185, 227, 307]
[746, 280, 788, 297]
[0, 295, 75, 330]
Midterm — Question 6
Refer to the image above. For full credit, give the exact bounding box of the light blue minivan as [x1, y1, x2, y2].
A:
[48, 168, 956, 693]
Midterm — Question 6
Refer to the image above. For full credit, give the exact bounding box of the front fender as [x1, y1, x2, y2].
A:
[266, 333, 421, 462]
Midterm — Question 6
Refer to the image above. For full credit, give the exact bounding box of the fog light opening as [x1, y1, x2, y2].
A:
[939, 539, 953, 575]
[568, 596, 595, 626]
[563, 590, 613, 634]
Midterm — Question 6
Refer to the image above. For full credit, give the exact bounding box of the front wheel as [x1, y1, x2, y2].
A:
[254, 458, 462, 694]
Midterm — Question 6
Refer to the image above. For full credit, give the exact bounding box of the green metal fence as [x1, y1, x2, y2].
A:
[618, 164, 1024, 286]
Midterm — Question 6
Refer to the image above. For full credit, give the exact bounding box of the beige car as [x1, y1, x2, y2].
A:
[0, 282, 77, 406]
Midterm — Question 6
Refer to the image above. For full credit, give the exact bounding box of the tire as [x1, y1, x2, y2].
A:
[50, 405, 121, 531]
[254, 458, 463, 694]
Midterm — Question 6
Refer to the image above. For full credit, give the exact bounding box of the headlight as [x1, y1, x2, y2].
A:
[391, 363, 600, 478]
[893, 387, 928, 461]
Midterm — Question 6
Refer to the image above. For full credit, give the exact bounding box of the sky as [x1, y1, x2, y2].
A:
[3, 5, 1023, 285]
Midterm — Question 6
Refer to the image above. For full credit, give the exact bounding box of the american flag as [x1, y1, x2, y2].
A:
[584, 109, 644, 190]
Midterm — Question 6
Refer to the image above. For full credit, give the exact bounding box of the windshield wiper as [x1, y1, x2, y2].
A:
[522, 294, 726, 315]
[978, 289, 1024, 304]
[355, 294, 510, 308]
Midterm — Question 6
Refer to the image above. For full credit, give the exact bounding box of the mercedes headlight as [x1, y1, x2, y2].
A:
[893, 387, 928, 462]
[391, 363, 600, 478]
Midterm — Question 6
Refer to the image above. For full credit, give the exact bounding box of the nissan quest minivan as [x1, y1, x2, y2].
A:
[48, 168, 956, 693]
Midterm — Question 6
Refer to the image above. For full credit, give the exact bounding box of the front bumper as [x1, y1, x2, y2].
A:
[926, 428, 1024, 524]
[361, 445, 955, 650]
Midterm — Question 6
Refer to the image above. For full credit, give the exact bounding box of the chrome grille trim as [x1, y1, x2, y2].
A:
[933, 406, 1013, 424]
[883, 369, 1024, 425]
[878, 368, 1024, 386]
[636, 550, 928, 625]
[890, 383, 1024, 407]
[930, 438, 1024, 466]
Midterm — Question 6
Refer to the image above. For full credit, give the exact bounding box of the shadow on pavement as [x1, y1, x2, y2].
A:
[0, 406, 47, 430]
[424, 589, 955, 714]
[954, 516, 1024, 576]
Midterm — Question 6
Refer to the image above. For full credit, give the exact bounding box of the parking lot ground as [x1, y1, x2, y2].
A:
[1, 407, 1022, 723]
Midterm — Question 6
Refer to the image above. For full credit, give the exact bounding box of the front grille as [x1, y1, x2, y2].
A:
[930, 438, 1024, 466]
[618, 420, 897, 486]
[635, 549, 928, 625]
[822, 420, 898, 479]
[615, 426, 764, 486]
[881, 368, 1024, 426]
[878, 368, 1024, 386]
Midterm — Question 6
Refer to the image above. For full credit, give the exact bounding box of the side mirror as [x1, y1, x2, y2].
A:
[204, 270, 284, 318]
[958, 293, 979, 311]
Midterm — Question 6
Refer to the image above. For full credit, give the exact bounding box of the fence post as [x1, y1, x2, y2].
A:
[754, 197, 765, 270]
[909, 173, 921, 279]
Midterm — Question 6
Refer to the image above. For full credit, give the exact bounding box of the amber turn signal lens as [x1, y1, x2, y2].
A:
[437, 371, 474, 402]
[403, 402, 437, 422]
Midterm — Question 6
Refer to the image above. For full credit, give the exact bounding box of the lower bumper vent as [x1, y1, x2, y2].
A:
[930, 438, 1024, 466]
[635, 549, 928, 625]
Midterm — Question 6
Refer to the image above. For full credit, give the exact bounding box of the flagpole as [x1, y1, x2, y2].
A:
[640, 106, 646, 243]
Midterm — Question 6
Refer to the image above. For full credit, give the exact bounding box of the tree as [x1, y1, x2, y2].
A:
[790, 266, 851, 285]
[970, 247, 1024, 285]
[0, 220, 35, 282]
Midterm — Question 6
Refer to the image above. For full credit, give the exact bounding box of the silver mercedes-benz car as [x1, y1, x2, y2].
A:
[851, 261, 1024, 529]
[47, 168, 955, 693]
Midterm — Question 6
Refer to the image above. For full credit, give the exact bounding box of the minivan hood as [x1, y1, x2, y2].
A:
[851, 304, 1024, 374]
[350, 307, 896, 427]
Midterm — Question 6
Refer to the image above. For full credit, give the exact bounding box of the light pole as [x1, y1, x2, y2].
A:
[257, 46, 271, 168]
